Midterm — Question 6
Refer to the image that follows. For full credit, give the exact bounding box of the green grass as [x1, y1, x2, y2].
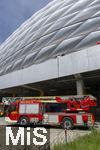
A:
[53, 129, 100, 150]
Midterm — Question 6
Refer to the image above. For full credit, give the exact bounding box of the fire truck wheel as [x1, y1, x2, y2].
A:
[61, 117, 74, 129]
[18, 116, 30, 125]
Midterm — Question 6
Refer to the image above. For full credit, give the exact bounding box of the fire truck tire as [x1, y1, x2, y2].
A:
[18, 116, 30, 125]
[61, 117, 74, 129]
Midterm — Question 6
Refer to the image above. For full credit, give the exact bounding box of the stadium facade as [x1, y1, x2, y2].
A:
[0, 0, 100, 99]
[0, 0, 100, 76]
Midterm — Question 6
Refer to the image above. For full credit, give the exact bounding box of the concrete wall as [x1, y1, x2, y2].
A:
[0, 45, 100, 89]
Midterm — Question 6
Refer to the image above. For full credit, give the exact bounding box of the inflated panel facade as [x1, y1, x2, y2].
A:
[0, 0, 100, 76]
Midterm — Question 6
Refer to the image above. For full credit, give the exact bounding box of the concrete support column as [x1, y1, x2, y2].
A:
[75, 74, 84, 95]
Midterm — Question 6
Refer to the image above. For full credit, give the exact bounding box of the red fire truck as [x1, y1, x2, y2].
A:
[5, 95, 96, 129]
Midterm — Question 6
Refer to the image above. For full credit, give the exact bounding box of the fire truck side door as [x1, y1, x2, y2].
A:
[43, 113, 59, 124]
[43, 103, 60, 124]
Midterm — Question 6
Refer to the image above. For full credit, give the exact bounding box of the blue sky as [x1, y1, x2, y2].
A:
[0, 0, 52, 44]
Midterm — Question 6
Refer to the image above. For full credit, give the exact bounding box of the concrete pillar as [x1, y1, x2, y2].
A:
[75, 74, 84, 95]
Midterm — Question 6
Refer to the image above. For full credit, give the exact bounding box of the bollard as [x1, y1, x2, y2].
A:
[65, 129, 67, 143]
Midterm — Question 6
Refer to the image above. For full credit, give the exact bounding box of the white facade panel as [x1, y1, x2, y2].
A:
[0, 46, 99, 89]
[0, 58, 58, 89]
[88, 46, 100, 70]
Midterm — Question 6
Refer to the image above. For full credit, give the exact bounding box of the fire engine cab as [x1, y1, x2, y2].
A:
[5, 95, 96, 129]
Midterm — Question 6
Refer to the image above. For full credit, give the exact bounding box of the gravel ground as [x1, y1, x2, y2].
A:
[50, 128, 91, 148]
[50, 122, 100, 148]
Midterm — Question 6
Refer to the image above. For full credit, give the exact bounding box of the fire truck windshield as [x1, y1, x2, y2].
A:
[6, 104, 16, 115]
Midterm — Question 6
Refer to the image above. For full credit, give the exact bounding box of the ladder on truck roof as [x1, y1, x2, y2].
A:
[2, 95, 96, 101]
